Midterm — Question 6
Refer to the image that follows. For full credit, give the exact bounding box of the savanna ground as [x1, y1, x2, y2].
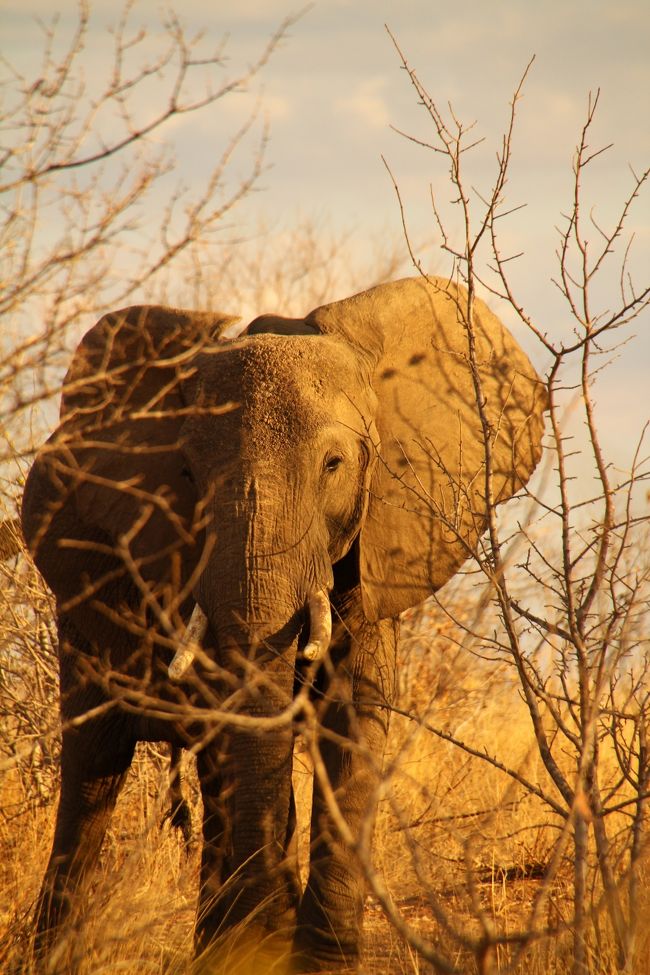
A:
[1, 541, 648, 974]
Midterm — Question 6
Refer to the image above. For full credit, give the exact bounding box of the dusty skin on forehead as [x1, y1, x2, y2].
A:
[190, 333, 371, 454]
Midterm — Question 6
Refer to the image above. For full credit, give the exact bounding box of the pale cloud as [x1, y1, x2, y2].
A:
[336, 77, 390, 129]
[5, 0, 300, 20]
[221, 88, 292, 122]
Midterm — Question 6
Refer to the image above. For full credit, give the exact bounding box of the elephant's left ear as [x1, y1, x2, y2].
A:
[306, 276, 548, 622]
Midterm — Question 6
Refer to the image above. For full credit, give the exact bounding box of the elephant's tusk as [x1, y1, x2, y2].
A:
[303, 590, 332, 661]
[169, 603, 208, 680]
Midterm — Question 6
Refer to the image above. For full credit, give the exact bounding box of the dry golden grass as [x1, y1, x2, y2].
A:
[1, 556, 649, 974]
[369, 609, 650, 974]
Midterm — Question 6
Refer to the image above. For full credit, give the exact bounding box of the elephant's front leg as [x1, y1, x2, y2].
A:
[34, 617, 136, 960]
[294, 601, 398, 972]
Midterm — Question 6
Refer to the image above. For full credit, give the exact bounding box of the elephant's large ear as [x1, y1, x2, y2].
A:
[306, 277, 547, 622]
[61, 305, 239, 422]
[35, 306, 238, 573]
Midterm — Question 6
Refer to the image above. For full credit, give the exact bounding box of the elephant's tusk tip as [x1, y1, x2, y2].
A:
[302, 640, 324, 661]
[169, 648, 195, 680]
[169, 603, 208, 680]
[303, 590, 332, 661]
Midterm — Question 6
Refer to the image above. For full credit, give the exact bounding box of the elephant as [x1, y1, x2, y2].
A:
[21, 275, 547, 972]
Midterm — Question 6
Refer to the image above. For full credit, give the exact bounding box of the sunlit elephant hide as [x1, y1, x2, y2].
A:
[22, 276, 547, 973]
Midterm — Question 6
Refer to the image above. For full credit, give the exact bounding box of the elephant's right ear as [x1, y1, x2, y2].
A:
[61, 305, 239, 422]
[307, 277, 548, 622]
[34, 305, 238, 572]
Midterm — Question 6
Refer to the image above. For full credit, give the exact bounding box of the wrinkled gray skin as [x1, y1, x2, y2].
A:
[22, 277, 547, 972]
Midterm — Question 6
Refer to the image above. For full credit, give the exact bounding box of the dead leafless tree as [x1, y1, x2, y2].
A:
[367, 31, 649, 975]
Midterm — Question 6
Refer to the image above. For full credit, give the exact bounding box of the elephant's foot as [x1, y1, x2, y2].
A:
[32, 872, 78, 967]
[290, 933, 360, 975]
[193, 922, 294, 975]
[32, 894, 84, 975]
[195, 878, 299, 974]
[292, 907, 361, 974]
[292, 880, 363, 974]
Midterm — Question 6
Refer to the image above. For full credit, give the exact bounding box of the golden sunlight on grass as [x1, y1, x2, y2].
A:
[2, 570, 648, 973]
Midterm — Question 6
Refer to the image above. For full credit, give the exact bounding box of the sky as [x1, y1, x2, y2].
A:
[3, 0, 649, 491]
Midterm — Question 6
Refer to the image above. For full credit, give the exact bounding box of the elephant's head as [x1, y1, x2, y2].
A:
[24, 276, 546, 674]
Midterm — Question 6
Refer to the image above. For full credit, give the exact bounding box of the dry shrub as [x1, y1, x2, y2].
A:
[1, 530, 648, 975]
[371, 597, 561, 970]
[369, 588, 650, 974]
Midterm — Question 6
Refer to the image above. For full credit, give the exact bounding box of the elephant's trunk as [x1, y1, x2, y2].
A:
[189, 512, 320, 935]
[168, 589, 332, 679]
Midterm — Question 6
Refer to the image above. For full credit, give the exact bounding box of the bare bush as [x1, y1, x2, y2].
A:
[0, 0, 299, 475]
[364, 32, 650, 975]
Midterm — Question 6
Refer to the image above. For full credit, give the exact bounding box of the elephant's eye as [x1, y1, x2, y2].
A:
[324, 454, 343, 474]
[325, 454, 343, 474]
[181, 465, 195, 484]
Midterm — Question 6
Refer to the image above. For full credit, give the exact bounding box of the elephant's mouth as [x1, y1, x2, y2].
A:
[168, 591, 332, 680]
